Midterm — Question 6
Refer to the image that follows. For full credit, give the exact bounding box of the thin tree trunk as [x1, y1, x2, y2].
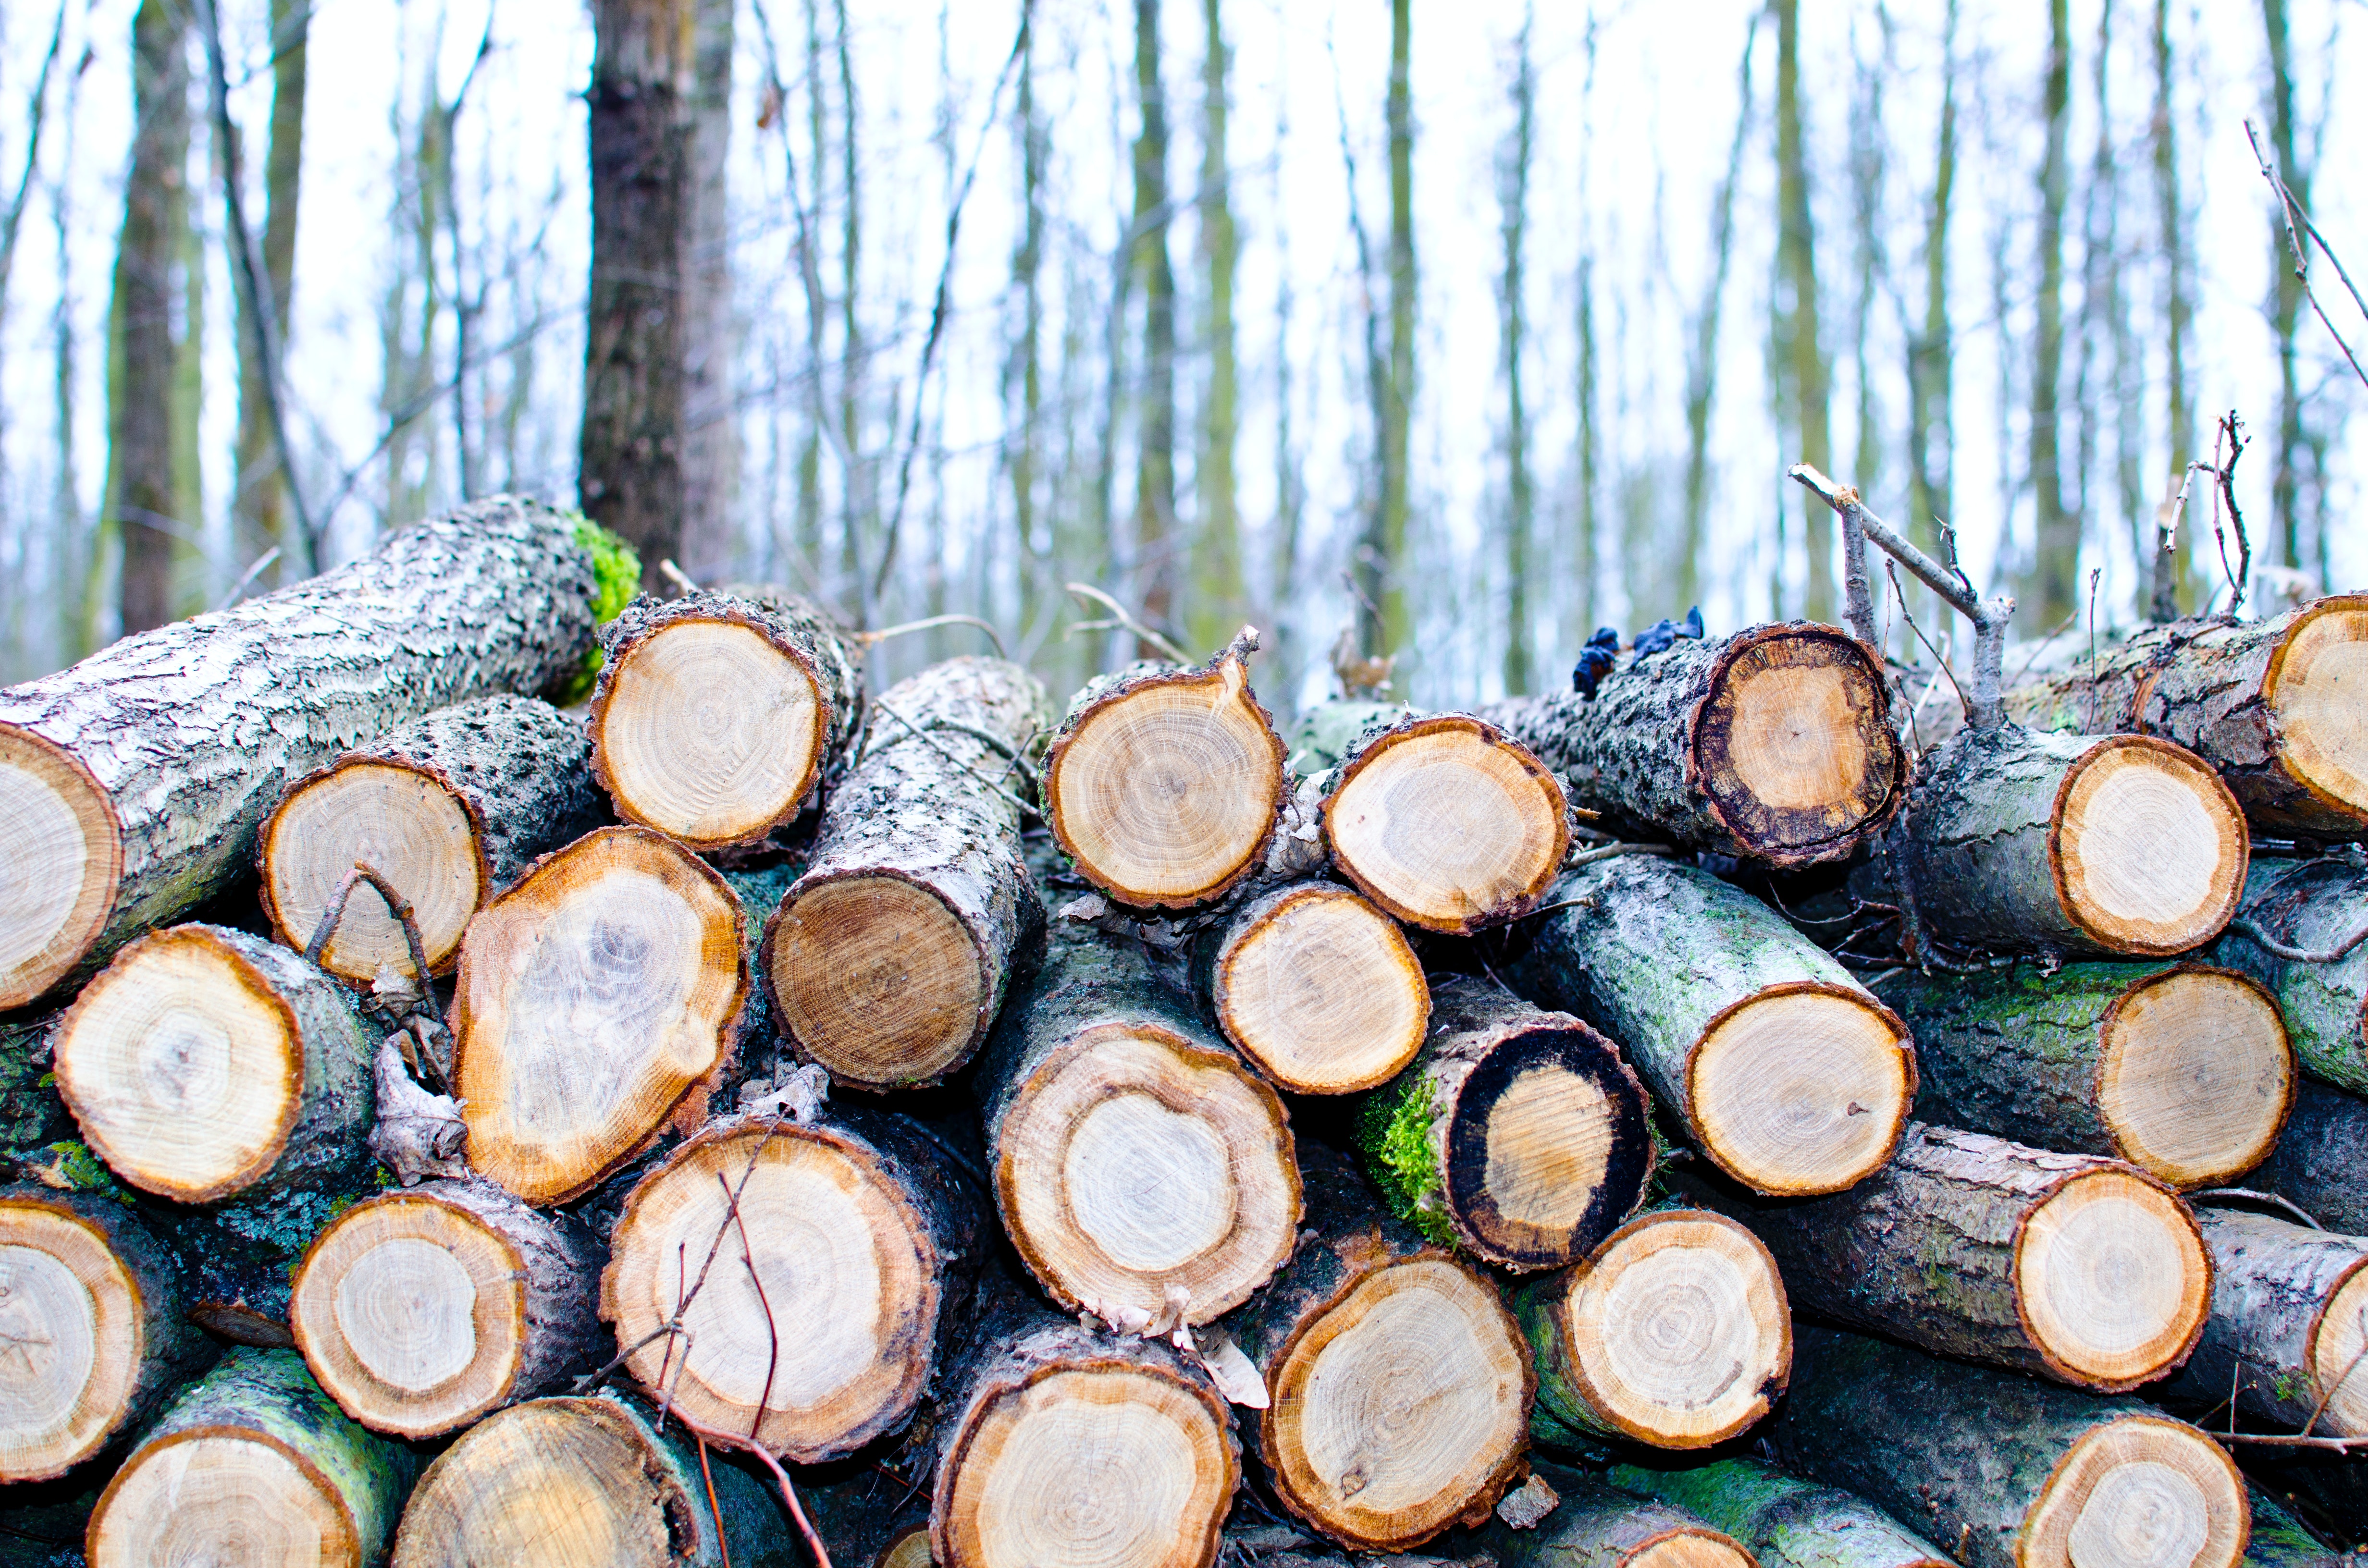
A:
[51, 60, 88, 665]
[834, 0, 865, 615]
[2262, 0, 2307, 577]
[1372, 0, 1414, 660]
[678, 0, 739, 580]
[1848, 13, 1889, 544]
[1188, 0, 1239, 653]
[1008, 21, 1045, 643]
[2024, 0, 2075, 627]
[2151, 0, 2192, 619]
[1498, 15, 1534, 695]
[232, 0, 308, 589]
[1681, 22, 1754, 622]
[1130, 0, 1177, 626]
[1906, 0, 1957, 584]
[1773, 0, 1832, 624]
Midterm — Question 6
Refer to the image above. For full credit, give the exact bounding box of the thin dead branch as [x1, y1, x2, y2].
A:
[304, 862, 432, 993]
[1064, 582, 1191, 663]
[2246, 118, 2368, 392]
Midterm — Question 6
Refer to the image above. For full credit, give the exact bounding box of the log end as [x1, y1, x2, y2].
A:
[2018, 1415, 2247, 1568]
[2097, 967, 2294, 1189]
[2051, 735, 2248, 955]
[1692, 623, 1904, 864]
[1687, 983, 1912, 1197]
[0, 1198, 151, 1482]
[2014, 1168, 2211, 1390]
[768, 873, 990, 1088]
[391, 1397, 691, 1567]
[263, 759, 483, 980]
[2264, 593, 2368, 831]
[1213, 885, 1428, 1094]
[2311, 1262, 2368, 1437]
[89, 1427, 358, 1566]
[1624, 1533, 1755, 1568]
[0, 724, 121, 1011]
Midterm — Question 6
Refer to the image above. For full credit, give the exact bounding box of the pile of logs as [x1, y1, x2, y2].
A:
[4, 490, 2368, 1568]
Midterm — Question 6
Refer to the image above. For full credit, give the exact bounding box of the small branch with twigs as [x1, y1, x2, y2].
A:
[305, 862, 433, 994]
[2246, 118, 2368, 393]
[2199, 412, 2251, 619]
[1064, 582, 1192, 663]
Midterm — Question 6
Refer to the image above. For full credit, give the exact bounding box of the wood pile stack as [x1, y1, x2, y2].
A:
[2, 492, 2367, 1568]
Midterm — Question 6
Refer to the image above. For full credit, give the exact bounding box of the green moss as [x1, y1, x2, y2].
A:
[23, 1141, 134, 1202]
[1358, 1077, 1456, 1248]
[548, 515, 642, 704]
[218, 1191, 334, 1252]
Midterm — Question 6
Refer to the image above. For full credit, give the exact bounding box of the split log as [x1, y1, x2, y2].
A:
[1679, 1123, 2211, 1392]
[601, 1108, 982, 1462]
[289, 1178, 603, 1439]
[2003, 595, 2368, 839]
[86, 1347, 415, 1567]
[1043, 640, 1288, 909]
[1513, 1207, 1789, 1450]
[588, 588, 862, 849]
[1874, 961, 2294, 1189]
[1224, 1145, 1530, 1551]
[1480, 622, 1904, 867]
[975, 924, 1299, 1326]
[2259, 1079, 2368, 1235]
[1608, 1458, 1953, 1568]
[1356, 973, 1653, 1271]
[2157, 1208, 2368, 1438]
[1500, 855, 1913, 1197]
[452, 825, 749, 1205]
[2215, 857, 2368, 1094]
[259, 694, 605, 983]
[763, 656, 1050, 1089]
[1482, 1464, 1754, 1568]
[1194, 880, 1429, 1094]
[0, 496, 628, 1011]
[0, 1188, 213, 1483]
[50, 924, 374, 1203]
[1769, 1325, 2249, 1568]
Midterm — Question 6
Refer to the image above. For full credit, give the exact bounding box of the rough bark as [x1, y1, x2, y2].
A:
[2215, 857, 2368, 1094]
[2259, 1078, 2368, 1236]
[1609, 1458, 1953, 1568]
[2242, 1486, 2343, 1568]
[0, 1011, 75, 1152]
[1194, 878, 1428, 1094]
[2158, 1208, 2368, 1437]
[1483, 1463, 1752, 1568]
[1287, 699, 1405, 775]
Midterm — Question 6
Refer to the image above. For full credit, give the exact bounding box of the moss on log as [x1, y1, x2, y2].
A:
[2215, 857, 2368, 1095]
[1609, 1458, 1953, 1568]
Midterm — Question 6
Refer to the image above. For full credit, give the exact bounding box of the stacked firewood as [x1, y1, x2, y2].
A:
[2, 492, 2367, 1568]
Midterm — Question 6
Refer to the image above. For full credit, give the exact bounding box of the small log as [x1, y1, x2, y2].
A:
[1874, 961, 2294, 1189]
[50, 924, 374, 1204]
[2215, 857, 2368, 1095]
[1194, 880, 1429, 1094]
[588, 588, 862, 850]
[2157, 1207, 2368, 1438]
[1500, 855, 1913, 1197]
[289, 1178, 603, 1439]
[1608, 1458, 1953, 1568]
[763, 656, 1050, 1089]
[1513, 1207, 1789, 1450]
[1356, 973, 1653, 1272]
[452, 825, 749, 1205]
[1225, 1145, 1530, 1551]
[1770, 1325, 2248, 1568]
[1482, 1463, 1754, 1568]
[2259, 1079, 2368, 1235]
[86, 1347, 415, 1567]
[260, 694, 605, 982]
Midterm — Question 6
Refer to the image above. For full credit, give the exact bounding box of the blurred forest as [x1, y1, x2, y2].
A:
[0, 0, 2360, 713]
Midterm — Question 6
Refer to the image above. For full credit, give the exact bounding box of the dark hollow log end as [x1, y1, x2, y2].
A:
[765, 872, 991, 1090]
[2051, 734, 2250, 956]
[0, 724, 122, 1012]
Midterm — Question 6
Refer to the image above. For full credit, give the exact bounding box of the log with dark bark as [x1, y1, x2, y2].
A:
[589, 588, 863, 850]
[1513, 1207, 1789, 1450]
[1224, 1145, 1530, 1551]
[1356, 973, 1653, 1272]
[1480, 622, 1905, 867]
[1608, 1458, 1953, 1568]
[2158, 1207, 2368, 1438]
[289, 1178, 603, 1439]
[2259, 1079, 2368, 1235]
[1194, 879, 1429, 1094]
[2243, 1485, 2345, 1568]
[1482, 1463, 1754, 1568]
[2215, 858, 2368, 1095]
[260, 694, 605, 982]
[763, 656, 1049, 1089]
[1678, 1123, 2211, 1392]
[1500, 856, 1913, 1197]
[1875, 961, 2294, 1190]
[0, 1010, 77, 1152]
[0, 496, 627, 1011]
[452, 825, 748, 1205]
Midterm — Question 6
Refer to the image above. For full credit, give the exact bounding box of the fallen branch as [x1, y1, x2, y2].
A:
[2247, 118, 2368, 393]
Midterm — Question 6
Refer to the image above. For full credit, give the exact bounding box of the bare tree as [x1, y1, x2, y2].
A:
[1497, 12, 1535, 695]
[2023, 0, 2075, 625]
[1131, 0, 1178, 626]
[229, 0, 309, 588]
[1772, 0, 1833, 623]
[678, 0, 741, 580]
[1188, 0, 1240, 653]
[2260, 0, 2311, 581]
[1905, 0, 1957, 598]
[2150, 0, 2194, 620]
[1680, 17, 1756, 624]
[1355, 0, 1414, 662]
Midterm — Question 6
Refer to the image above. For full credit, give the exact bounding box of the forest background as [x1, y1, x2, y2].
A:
[0, 0, 2358, 714]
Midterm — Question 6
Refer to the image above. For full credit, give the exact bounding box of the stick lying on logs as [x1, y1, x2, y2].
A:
[1483, 1463, 1755, 1568]
[1609, 1457, 1953, 1568]
[2216, 857, 2368, 1094]
[1193, 880, 1429, 1095]
[2261, 1078, 2368, 1235]
[2158, 1205, 2368, 1438]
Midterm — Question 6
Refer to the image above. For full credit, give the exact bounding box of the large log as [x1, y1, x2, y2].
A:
[1193, 879, 1429, 1094]
[2259, 1079, 2368, 1235]
[2157, 1207, 2368, 1438]
[1224, 1145, 1530, 1551]
[259, 694, 606, 982]
[0, 496, 630, 1011]
[1500, 855, 1913, 1197]
[1874, 961, 2294, 1189]
[1356, 973, 1653, 1271]
[1482, 1463, 1755, 1568]
[2215, 857, 2368, 1094]
[762, 656, 1049, 1089]
[1770, 1324, 2249, 1568]
[1479, 621, 1905, 867]
[1608, 1458, 1953, 1568]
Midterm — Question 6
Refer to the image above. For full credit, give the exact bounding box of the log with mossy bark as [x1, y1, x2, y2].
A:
[2260, 1079, 2368, 1235]
[1874, 961, 2294, 1190]
[259, 694, 606, 984]
[0, 497, 632, 1013]
[2156, 1207, 2368, 1439]
[2243, 1485, 2345, 1568]
[2215, 858, 2368, 1095]
[1500, 855, 1913, 1198]
[1191, 879, 1430, 1094]
[0, 1009, 77, 1153]
[1609, 1458, 1953, 1568]
[762, 656, 1049, 1090]
[1482, 1463, 1755, 1568]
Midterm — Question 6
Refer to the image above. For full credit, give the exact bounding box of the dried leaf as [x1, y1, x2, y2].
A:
[1189, 1326, 1271, 1410]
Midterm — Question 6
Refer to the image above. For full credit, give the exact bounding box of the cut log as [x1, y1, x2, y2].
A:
[588, 587, 862, 849]
[2215, 857, 2368, 1095]
[1483, 1464, 1754, 1568]
[1610, 1458, 1951, 1568]
[1480, 621, 1904, 868]
[1512, 1207, 1789, 1450]
[260, 694, 605, 983]
[1044, 641, 1288, 909]
[86, 1347, 415, 1568]
[1680, 1122, 2210, 1391]
[452, 825, 749, 1205]
[2157, 1207, 2368, 1438]
[0, 1188, 213, 1483]
[1224, 1145, 1530, 1551]
[763, 656, 1050, 1089]
[0, 496, 627, 1012]
[2004, 595, 2368, 839]
[289, 1178, 603, 1439]
[976, 924, 1299, 1326]
[2259, 1079, 2368, 1235]
[601, 1107, 982, 1462]
[50, 924, 374, 1204]
[1194, 880, 1429, 1094]
[1874, 961, 2294, 1189]
[1770, 1324, 2249, 1568]
[1356, 973, 1653, 1271]
[1500, 855, 1913, 1197]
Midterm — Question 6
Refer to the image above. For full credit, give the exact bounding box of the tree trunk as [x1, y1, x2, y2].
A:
[2163, 1206, 2368, 1435]
[230, 0, 310, 588]
[1193, 879, 1428, 1094]
[1130, 0, 1178, 625]
[763, 656, 1049, 1089]
[2263, 0, 2311, 580]
[452, 825, 750, 1206]
[1772, 0, 1832, 624]
[1907, 0, 1957, 610]
[1608, 1458, 1953, 1568]
[2151, 0, 2195, 620]
[676, 0, 739, 580]
[1498, 24, 1536, 694]
[288, 1178, 603, 1439]
[261, 694, 606, 982]
[0, 496, 624, 1011]
[1224, 1145, 1529, 1552]
[1513, 1207, 1789, 1451]
[1357, 973, 1652, 1272]
[2259, 1078, 2368, 1236]
[2023, 0, 2075, 627]
[1351, 0, 1414, 662]
[1500, 855, 1913, 1198]
[1874, 960, 2293, 1189]
[2217, 858, 2368, 1094]
[1287, 698, 1403, 774]
[1187, 0, 1240, 657]
[1480, 624, 1903, 868]
[589, 588, 862, 851]
[1483, 1463, 1752, 1568]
